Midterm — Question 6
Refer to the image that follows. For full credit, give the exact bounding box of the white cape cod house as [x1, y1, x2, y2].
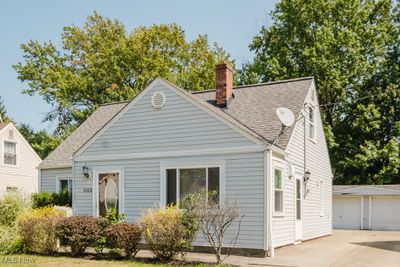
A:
[0, 122, 41, 197]
[39, 63, 332, 256]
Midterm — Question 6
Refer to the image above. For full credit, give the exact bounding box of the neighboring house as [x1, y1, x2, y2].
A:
[39, 63, 332, 256]
[333, 185, 400, 231]
[0, 122, 41, 198]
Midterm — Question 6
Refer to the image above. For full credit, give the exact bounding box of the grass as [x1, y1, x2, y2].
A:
[0, 254, 213, 267]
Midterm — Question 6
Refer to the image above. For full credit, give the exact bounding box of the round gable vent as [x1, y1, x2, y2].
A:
[151, 91, 166, 109]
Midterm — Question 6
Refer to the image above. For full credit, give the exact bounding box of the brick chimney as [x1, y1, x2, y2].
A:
[216, 62, 233, 108]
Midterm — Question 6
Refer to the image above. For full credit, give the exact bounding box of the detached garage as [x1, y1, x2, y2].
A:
[333, 185, 400, 231]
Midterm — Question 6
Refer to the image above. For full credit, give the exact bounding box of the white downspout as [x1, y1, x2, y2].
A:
[265, 149, 274, 257]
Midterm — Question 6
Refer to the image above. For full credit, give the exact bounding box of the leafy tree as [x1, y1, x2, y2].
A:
[0, 96, 12, 123]
[240, 0, 399, 184]
[14, 12, 232, 134]
[17, 124, 62, 159]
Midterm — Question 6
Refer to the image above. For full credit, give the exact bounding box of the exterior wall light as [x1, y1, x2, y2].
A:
[304, 170, 311, 182]
[82, 165, 90, 179]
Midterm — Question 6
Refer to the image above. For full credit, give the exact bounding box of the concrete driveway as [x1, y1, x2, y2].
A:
[183, 230, 400, 267]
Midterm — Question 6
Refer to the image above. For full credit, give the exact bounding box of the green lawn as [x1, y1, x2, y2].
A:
[0, 254, 209, 267]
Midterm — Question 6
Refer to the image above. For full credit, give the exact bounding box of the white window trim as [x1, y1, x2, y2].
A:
[56, 177, 72, 193]
[308, 104, 317, 142]
[160, 160, 226, 207]
[273, 165, 284, 216]
[92, 167, 124, 217]
[2, 139, 18, 167]
[320, 180, 324, 217]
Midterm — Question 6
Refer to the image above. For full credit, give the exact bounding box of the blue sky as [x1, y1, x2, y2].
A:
[0, 0, 277, 131]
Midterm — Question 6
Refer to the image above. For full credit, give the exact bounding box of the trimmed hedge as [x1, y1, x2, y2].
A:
[105, 223, 142, 259]
[56, 216, 104, 256]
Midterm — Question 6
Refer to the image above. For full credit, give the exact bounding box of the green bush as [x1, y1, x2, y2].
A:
[0, 192, 31, 227]
[56, 216, 104, 256]
[0, 226, 25, 254]
[105, 223, 142, 259]
[31, 192, 53, 208]
[32, 191, 72, 209]
[140, 206, 198, 261]
[17, 207, 66, 255]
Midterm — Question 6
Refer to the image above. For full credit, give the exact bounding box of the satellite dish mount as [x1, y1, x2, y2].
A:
[272, 107, 295, 144]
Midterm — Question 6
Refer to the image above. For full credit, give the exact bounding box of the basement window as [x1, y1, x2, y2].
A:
[4, 141, 17, 166]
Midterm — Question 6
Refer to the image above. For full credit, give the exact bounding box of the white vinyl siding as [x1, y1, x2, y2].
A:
[0, 124, 41, 198]
[273, 82, 332, 247]
[320, 180, 324, 216]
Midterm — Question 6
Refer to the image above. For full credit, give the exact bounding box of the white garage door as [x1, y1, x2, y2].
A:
[371, 196, 400, 230]
[333, 196, 361, 229]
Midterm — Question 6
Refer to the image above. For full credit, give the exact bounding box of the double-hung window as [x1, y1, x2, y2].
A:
[166, 166, 220, 206]
[4, 141, 17, 165]
[308, 106, 316, 140]
[274, 168, 283, 213]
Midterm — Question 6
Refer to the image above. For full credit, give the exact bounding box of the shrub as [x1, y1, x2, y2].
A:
[0, 226, 25, 254]
[32, 191, 72, 209]
[17, 206, 66, 255]
[31, 192, 53, 208]
[0, 192, 31, 227]
[52, 190, 72, 207]
[105, 223, 142, 259]
[56, 216, 104, 256]
[140, 206, 198, 261]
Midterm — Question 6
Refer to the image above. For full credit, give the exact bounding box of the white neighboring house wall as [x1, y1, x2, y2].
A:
[271, 81, 333, 247]
[0, 123, 41, 198]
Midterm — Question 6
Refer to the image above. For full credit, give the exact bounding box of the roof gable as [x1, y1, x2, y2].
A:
[0, 123, 41, 162]
[74, 78, 266, 159]
[39, 102, 127, 169]
[192, 77, 313, 149]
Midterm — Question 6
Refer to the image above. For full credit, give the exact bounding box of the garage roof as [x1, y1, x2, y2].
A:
[333, 185, 400, 196]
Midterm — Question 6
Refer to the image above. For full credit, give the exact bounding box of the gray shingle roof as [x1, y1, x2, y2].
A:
[333, 185, 400, 192]
[192, 77, 313, 148]
[39, 102, 128, 169]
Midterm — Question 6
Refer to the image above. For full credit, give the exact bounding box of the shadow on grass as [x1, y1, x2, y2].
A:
[352, 241, 400, 253]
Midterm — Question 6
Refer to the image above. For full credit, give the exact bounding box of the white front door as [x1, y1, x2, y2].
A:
[295, 178, 302, 242]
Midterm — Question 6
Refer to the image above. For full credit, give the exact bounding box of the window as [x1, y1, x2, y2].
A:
[6, 187, 18, 193]
[58, 178, 72, 193]
[4, 141, 17, 165]
[308, 106, 316, 140]
[274, 168, 283, 213]
[296, 179, 301, 220]
[320, 180, 324, 216]
[166, 167, 220, 206]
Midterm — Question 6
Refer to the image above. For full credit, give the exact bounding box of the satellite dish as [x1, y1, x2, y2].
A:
[276, 107, 295, 127]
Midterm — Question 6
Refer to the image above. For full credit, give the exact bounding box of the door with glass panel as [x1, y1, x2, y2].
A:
[295, 177, 302, 241]
[98, 172, 119, 217]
